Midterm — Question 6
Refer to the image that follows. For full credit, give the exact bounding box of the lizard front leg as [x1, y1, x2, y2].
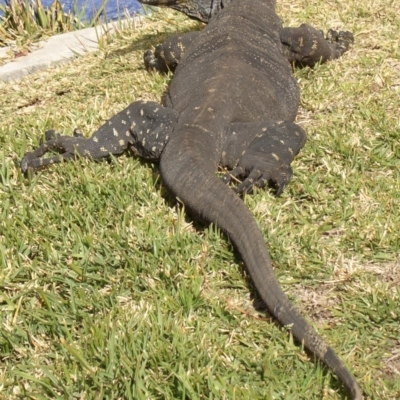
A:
[21, 101, 178, 173]
[144, 31, 200, 73]
[280, 24, 354, 68]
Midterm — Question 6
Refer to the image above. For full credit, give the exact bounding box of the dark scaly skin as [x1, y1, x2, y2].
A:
[21, 1, 361, 398]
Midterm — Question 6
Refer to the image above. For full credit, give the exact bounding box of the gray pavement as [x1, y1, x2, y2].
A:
[0, 17, 144, 83]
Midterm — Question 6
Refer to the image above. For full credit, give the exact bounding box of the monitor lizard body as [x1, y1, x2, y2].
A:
[21, 1, 361, 398]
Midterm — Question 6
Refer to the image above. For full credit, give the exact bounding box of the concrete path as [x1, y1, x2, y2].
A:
[0, 16, 144, 83]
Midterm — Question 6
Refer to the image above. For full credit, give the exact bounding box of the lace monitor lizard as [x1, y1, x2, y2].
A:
[21, 1, 361, 398]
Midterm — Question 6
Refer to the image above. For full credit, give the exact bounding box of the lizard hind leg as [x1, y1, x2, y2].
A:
[223, 121, 306, 196]
[20, 100, 178, 173]
[128, 101, 179, 161]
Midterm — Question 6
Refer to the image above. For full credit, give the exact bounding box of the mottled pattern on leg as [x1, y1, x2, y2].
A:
[21, 101, 178, 173]
[129, 101, 179, 161]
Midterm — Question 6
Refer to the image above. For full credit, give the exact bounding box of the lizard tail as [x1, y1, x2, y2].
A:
[160, 146, 363, 400]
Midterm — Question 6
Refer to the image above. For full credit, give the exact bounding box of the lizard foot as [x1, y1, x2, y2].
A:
[223, 121, 306, 196]
[326, 29, 354, 53]
[21, 128, 86, 173]
[223, 157, 294, 196]
[144, 47, 168, 73]
[143, 31, 200, 73]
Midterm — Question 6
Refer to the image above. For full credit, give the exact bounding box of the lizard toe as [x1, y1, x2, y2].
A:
[235, 168, 272, 194]
[20, 155, 31, 173]
[223, 166, 244, 185]
[270, 164, 293, 197]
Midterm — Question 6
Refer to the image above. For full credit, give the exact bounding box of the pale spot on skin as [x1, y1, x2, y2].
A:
[119, 140, 125, 146]
[125, 131, 130, 137]
[207, 107, 213, 112]
[93, 137, 99, 142]
[311, 40, 318, 53]
[208, 88, 216, 93]
[272, 153, 279, 160]
[121, 120, 126, 125]
[100, 147, 108, 152]
[113, 128, 119, 136]
[140, 109, 144, 116]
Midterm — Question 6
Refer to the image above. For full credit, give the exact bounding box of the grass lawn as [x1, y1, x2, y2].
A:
[0, 0, 399, 398]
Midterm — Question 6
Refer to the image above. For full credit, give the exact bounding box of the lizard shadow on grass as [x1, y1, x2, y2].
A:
[104, 24, 203, 60]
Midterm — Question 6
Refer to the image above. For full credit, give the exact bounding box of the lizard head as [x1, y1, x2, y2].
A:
[137, 0, 232, 22]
